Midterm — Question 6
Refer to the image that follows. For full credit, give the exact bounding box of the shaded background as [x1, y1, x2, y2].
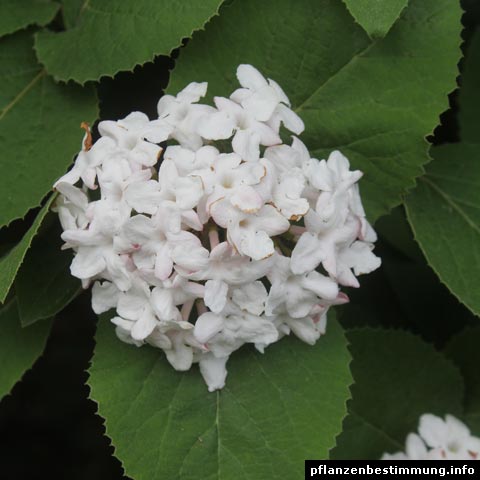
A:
[0, 1, 479, 478]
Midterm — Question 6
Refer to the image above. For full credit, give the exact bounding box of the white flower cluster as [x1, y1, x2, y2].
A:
[382, 414, 480, 460]
[53, 64, 380, 391]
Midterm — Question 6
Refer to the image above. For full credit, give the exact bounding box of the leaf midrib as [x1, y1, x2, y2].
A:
[294, 41, 375, 113]
[421, 176, 480, 236]
[0, 69, 44, 121]
[348, 409, 404, 450]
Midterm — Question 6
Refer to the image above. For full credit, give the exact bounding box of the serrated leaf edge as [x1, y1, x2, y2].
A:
[33, 1, 226, 85]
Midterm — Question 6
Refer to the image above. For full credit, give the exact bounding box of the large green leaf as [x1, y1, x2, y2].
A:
[406, 29, 480, 317]
[331, 328, 464, 459]
[342, 0, 409, 38]
[406, 144, 480, 316]
[168, 0, 461, 221]
[446, 326, 480, 435]
[89, 315, 351, 479]
[0, 195, 55, 304]
[0, 0, 59, 37]
[0, 300, 52, 401]
[34, 0, 224, 84]
[15, 218, 81, 326]
[0, 29, 97, 229]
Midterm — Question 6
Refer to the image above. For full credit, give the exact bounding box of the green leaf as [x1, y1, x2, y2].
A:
[405, 144, 480, 317]
[0, 0, 59, 37]
[59, 0, 86, 29]
[89, 315, 351, 479]
[331, 328, 464, 459]
[446, 326, 480, 435]
[374, 207, 423, 262]
[342, 0, 409, 38]
[459, 28, 480, 143]
[339, 241, 477, 345]
[0, 300, 52, 401]
[15, 217, 81, 326]
[0, 29, 97, 229]
[379, 247, 477, 345]
[0, 195, 55, 304]
[405, 30, 480, 317]
[34, 0, 224, 84]
[168, 0, 462, 220]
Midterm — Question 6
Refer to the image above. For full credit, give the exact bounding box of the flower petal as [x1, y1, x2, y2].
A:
[241, 85, 278, 121]
[232, 281, 267, 315]
[232, 129, 261, 162]
[275, 103, 305, 134]
[91, 281, 119, 314]
[176, 81, 208, 103]
[70, 247, 106, 279]
[194, 312, 224, 343]
[124, 180, 162, 215]
[154, 243, 174, 280]
[204, 280, 228, 313]
[230, 185, 263, 214]
[237, 229, 275, 261]
[197, 111, 235, 140]
[151, 287, 177, 321]
[290, 232, 325, 275]
[301, 271, 339, 300]
[165, 338, 193, 371]
[199, 353, 228, 392]
[131, 308, 157, 341]
[236, 64, 268, 90]
[419, 414, 448, 449]
[405, 433, 429, 460]
[174, 176, 204, 210]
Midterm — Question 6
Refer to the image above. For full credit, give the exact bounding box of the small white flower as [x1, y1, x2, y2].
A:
[99, 111, 171, 146]
[158, 158, 204, 210]
[419, 414, 480, 460]
[164, 145, 218, 177]
[199, 152, 266, 212]
[53, 182, 89, 231]
[272, 168, 309, 220]
[157, 82, 214, 150]
[114, 211, 208, 281]
[207, 96, 281, 161]
[381, 414, 480, 460]
[61, 200, 132, 290]
[335, 240, 382, 288]
[54, 135, 116, 190]
[231, 281, 268, 316]
[232, 64, 304, 136]
[154, 320, 199, 372]
[114, 277, 159, 340]
[178, 241, 274, 285]
[194, 290, 278, 364]
[266, 254, 339, 319]
[271, 310, 328, 346]
[212, 201, 290, 260]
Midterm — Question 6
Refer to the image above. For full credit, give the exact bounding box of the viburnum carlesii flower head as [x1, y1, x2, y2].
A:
[381, 414, 480, 460]
[53, 64, 380, 391]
